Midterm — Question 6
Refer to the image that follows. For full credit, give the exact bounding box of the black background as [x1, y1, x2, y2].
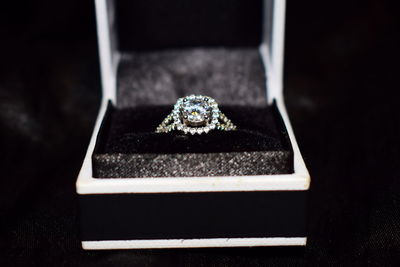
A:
[1, 0, 400, 266]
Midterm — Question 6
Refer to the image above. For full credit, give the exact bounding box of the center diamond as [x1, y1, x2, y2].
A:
[181, 99, 211, 126]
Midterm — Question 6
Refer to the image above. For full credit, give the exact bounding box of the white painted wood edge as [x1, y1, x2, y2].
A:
[82, 237, 306, 250]
[75, 74, 311, 195]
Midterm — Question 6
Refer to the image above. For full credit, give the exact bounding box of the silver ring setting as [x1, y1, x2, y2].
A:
[156, 95, 237, 135]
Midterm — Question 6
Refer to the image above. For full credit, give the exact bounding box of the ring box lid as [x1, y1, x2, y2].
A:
[96, 0, 286, 105]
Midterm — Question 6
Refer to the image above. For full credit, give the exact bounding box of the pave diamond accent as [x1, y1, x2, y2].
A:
[156, 95, 237, 135]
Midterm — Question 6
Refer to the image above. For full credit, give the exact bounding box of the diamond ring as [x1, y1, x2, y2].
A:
[156, 95, 237, 135]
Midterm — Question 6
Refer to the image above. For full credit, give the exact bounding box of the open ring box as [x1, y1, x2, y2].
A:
[76, 0, 310, 249]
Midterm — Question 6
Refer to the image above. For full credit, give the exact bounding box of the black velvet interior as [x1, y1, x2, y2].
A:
[92, 101, 294, 178]
[92, 13, 294, 177]
[115, 0, 263, 51]
[93, 0, 295, 242]
[116, 48, 268, 108]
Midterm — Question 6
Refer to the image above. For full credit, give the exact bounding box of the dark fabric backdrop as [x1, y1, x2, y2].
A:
[0, 1, 399, 266]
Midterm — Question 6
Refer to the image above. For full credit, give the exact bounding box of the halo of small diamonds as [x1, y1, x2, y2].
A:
[156, 95, 237, 135]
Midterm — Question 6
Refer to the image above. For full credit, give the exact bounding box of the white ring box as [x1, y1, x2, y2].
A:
[76, 0, 310, 249]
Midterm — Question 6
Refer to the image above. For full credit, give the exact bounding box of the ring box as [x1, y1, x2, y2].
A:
[77, 0, 310, 249]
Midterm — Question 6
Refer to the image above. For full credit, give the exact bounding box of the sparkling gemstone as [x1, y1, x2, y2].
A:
[181, 99, 211, 126]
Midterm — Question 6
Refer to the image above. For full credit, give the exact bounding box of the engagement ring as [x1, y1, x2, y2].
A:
[156, 95, 237, 135]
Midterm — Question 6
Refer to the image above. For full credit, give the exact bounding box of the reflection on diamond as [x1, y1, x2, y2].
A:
[181, 99, 211, 126]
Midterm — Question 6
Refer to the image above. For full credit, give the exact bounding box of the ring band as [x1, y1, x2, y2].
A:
[156, 95, 237, 135]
